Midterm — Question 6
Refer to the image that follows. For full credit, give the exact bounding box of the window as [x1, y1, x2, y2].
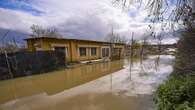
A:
[91, 48, 96, 56]
[102, 48, 109, 57]
[79, 47, 86, 56]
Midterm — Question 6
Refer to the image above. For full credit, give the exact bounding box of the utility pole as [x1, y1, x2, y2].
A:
[130, 32, 134, 57]
[129, 32, 134, 80]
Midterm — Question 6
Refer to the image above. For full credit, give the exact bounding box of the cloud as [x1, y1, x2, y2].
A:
[0, 0, 178, 44]
[0, 8, 47, 32]
[0, 0, 42, 15]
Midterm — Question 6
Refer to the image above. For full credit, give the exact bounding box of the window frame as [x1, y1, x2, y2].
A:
[79, 47, 87, 57]
[90, 47, 97, 56]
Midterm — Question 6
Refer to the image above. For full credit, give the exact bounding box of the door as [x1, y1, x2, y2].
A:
[54, 47, 67, 57]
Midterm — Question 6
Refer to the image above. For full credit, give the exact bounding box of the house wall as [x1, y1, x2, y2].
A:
[75, 41, 97, 61]
[26, 38, 125, 62]
[118, 45, 125, 57]
[26, 40, 36, 51]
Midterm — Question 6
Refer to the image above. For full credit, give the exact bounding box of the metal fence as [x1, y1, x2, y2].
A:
[0, 51, 65, 80]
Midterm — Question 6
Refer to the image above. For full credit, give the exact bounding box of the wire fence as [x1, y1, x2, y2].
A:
[0, 51, 66, 80]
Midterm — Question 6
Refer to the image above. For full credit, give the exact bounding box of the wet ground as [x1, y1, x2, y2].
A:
[0, 55, 175, 110]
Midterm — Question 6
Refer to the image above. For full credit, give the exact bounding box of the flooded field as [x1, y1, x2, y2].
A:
[0, 55, 175, 110]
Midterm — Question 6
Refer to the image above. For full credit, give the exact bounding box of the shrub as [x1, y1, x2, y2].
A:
[155, 75, 195, 110]
[175, 101, 195, 110]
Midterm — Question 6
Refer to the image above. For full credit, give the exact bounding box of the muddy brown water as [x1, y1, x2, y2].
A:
[0, 55, 174, 110]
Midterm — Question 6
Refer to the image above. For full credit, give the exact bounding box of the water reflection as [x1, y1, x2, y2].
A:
[0, 55, 175, 110]
[138, 55, 161, 77]
[0, 60, 123, 104]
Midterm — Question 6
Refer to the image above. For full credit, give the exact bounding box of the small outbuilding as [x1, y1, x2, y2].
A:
[24, 37, 125, 62]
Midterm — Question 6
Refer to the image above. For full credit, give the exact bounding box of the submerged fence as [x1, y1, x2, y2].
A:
[0, 51, 65, 80]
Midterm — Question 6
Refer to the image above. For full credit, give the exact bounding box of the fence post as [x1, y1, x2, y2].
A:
[4, 51, 13, 78]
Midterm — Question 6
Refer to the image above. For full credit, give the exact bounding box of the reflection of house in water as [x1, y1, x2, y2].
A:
[101, 62, 110, 72]
[0, 60, 124, 104]
[24, 37, 125, 62]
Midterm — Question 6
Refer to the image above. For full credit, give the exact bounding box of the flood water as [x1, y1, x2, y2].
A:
[0, 55, 175, 110]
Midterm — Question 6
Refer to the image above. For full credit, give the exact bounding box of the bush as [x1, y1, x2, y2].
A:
[176, 102, 195, 110]
[155, 30, 195, 110]
[155, 75, 195, 110]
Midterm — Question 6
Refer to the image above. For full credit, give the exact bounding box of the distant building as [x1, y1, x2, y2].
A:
[24, 37, 125, 62]
[124, 43, 177, 56]
[143, 44, 177, 49]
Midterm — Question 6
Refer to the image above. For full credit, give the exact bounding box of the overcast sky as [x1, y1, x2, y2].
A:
[0, 0, 178, 44]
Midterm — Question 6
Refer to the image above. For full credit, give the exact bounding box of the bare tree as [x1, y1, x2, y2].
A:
[105, 27, 127, 44]
[113, 0, 195, 29]
[0, 30, 19, 53]
[140, 36, 148, 56]
[30, 24, 44, 37]
[30, 24, 61, 38]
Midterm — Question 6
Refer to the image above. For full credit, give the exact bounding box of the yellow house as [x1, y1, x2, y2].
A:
[24, 37, 125, 62]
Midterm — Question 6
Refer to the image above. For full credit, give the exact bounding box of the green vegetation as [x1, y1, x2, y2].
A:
[155, 33, 195, 110]
[155, 75, 195, 110]
[131, 40, 141, 49]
